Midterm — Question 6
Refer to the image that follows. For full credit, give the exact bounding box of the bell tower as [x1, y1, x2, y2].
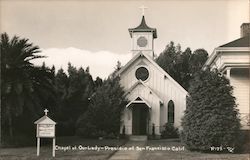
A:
[128, 15, 157, 59]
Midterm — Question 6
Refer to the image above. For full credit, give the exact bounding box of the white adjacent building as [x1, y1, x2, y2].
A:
[204, 23, 250, 130]
[117, 16, 188, 138]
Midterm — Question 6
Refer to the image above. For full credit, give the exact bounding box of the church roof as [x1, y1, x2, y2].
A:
[116, 52, 188, 95]
[219, 36, 249, 47]
[128, 16, 157, 38]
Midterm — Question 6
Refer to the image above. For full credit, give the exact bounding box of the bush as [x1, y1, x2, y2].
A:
[181, 69, 241, 151]
[161, 123, 179, 139]
[76, 112, 99, 138]
[76, 77, 128, 138]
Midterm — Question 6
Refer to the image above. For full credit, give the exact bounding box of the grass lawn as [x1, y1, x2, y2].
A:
[138, 139, 250, 160]
[1, 137, 249, 160]
[0, 136, 127, 160]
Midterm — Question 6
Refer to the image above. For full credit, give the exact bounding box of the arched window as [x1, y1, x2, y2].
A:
[168, 100, 175, 123]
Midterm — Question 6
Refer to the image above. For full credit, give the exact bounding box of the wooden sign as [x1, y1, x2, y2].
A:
[37, 124, 55, 137]
[34, 109, 56, 157]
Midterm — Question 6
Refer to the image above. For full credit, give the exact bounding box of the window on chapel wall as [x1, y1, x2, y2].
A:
[168, 100, 175, 123]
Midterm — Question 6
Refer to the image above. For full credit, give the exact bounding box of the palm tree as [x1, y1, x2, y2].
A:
[1, 33, 54, 140]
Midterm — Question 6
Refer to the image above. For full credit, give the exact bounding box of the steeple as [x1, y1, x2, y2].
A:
[128, 16, 157, 58]
[128, 16, 157, 38]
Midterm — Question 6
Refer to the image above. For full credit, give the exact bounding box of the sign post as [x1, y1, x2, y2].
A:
[37, 137, 40, 156]
[34, 109, 56, 157]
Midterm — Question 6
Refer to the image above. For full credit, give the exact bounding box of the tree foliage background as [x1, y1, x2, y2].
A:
[76, 76, 128, 138]
[54, 64, 95, 136]
[1, 33, 56, 145]
[0, 33, 126, 145]
[156, 41, 208, 90]
[181, 69, 241, 151]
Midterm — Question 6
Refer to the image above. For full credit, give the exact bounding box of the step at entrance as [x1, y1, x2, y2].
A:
[129, 135, 147, 141]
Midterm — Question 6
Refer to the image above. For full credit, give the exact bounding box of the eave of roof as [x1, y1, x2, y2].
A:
[203, 47, 250, 70]
[203, 35, 250, 69]
[128, 16, 157, 38]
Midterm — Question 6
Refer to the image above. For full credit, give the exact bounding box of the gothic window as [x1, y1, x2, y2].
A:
[168, 100, 175, 123]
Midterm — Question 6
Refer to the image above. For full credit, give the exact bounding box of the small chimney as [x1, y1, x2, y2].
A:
[241, 23, 250, 37]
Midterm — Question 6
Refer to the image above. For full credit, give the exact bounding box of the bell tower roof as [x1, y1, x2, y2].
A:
[128, 16, 157, 38]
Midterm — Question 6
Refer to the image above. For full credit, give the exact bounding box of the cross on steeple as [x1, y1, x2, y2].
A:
[44, 109, 49, 116]
[139, 5, 148, 16]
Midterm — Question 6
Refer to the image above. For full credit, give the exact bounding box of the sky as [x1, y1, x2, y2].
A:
[1, 0, 249, 79]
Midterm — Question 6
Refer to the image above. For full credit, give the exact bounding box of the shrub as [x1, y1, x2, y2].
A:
[161, 123, 179, 139]
[76, 77, 128, 138]
[181, 69, 241, 151]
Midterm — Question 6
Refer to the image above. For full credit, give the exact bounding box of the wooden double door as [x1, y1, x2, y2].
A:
[132, 104, 149, 135]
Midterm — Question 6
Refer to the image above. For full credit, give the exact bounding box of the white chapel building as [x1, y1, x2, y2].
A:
[117, 16, 188, 137]
[204, 23, 250, 130]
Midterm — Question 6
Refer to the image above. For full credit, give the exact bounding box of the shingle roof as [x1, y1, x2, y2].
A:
[128, 16, 157, 38]
[219, 36, 250, 47]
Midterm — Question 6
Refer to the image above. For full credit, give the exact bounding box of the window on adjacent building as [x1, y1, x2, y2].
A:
[168, 100, 175, 123]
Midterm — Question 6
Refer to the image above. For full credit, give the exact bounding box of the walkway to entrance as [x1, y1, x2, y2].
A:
[109, 140, 146, 160]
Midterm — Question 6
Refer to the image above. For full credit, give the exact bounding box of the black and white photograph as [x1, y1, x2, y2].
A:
[0, 0, 249, 159]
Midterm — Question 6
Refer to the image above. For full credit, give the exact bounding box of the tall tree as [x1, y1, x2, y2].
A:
[156, 41, 208, 90]
[181, 69, 241, 151]
[94, 77, 103, 88]
[76, 76, 128, 138]
[189, 49, 209, 74]
[1, 33, 55, 141]
[54, 64, 94, 136]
